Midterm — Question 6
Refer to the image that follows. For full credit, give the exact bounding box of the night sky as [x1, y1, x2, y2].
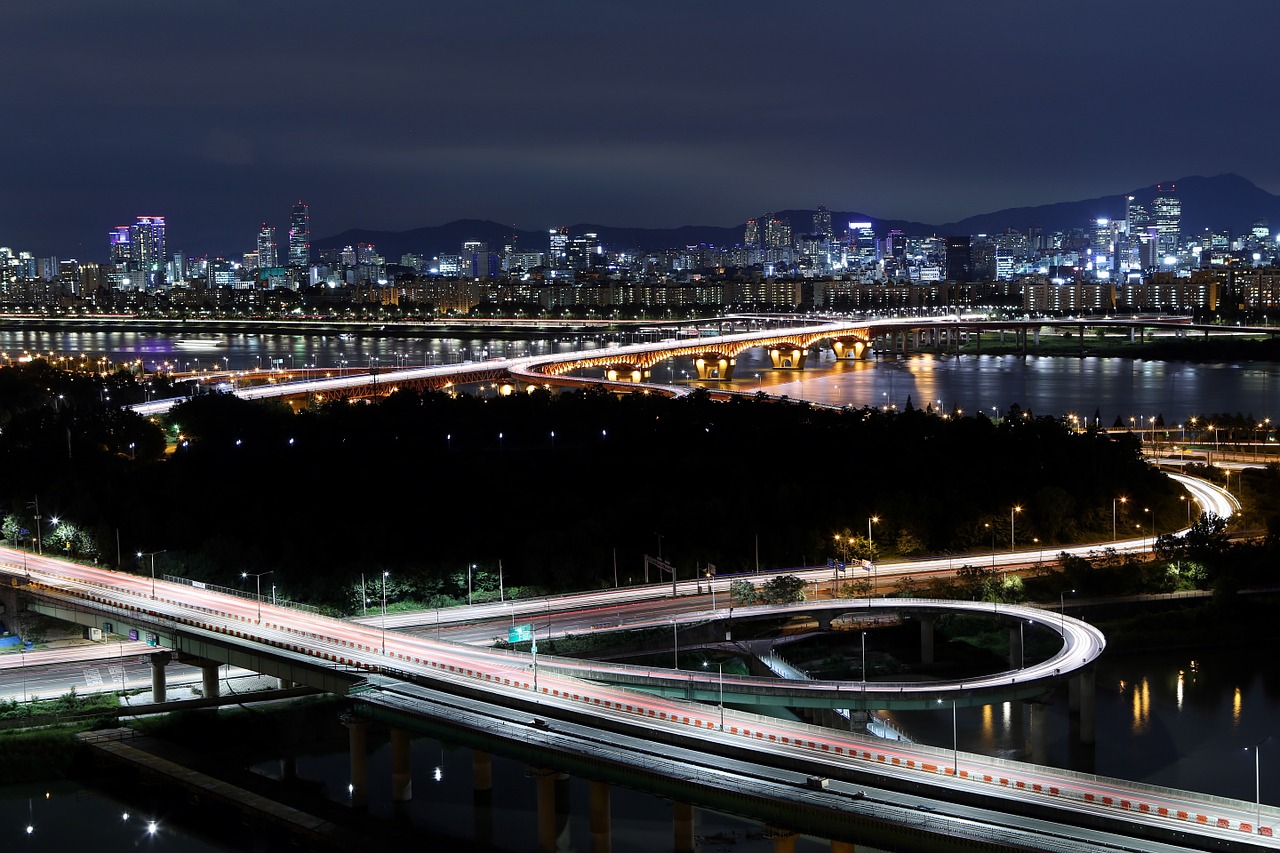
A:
[4, 1, 1277, 259]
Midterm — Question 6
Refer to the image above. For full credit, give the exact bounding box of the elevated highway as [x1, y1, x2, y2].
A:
[0, 526, 1273, 849]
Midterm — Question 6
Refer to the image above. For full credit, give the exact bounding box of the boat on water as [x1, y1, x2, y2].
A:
[174, 338, 226, 348]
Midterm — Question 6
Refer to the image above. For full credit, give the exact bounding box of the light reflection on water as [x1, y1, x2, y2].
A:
[2, 329, 1277, 421]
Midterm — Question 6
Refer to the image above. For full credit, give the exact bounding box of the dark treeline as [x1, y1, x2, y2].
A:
[0, 359, 1190, 611]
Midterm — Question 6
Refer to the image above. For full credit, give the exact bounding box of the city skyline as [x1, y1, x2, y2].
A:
[2, 2, 1276, 258]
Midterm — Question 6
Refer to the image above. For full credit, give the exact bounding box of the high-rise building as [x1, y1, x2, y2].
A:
[743, 219, 760, 249]
[1153, 184, 1181, 256]
[848, 222, 877, 261]
[812, 205, 832, 241]
[288, 201, 310, 268]
[764, 216, 791, 250]
[131, 216, 167, 287]
[548, 227, 569, 268]
[1125, 195, 1149, 236]
[257, 224, 278, 268]
[944, 236, 971, 282]
[108, 226, 131, 266]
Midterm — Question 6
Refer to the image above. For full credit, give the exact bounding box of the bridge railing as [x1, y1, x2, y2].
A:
[161, 575, 322, 616]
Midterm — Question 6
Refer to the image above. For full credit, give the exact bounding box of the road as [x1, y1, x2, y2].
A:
[0, 535, 1273, 847]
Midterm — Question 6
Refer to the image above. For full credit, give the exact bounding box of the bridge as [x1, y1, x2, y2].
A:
[130, 313, 1280, 416]
[1, 518, 1272, 851]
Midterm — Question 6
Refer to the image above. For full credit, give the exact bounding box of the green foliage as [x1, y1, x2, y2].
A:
[761, 574, 806, 604]
[729, 579, 760, 606]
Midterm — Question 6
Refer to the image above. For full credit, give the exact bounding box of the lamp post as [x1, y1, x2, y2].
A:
[938, 698, 957, 775]
[672, 620, 679, 670]
[240, 570, 273, 623]
[1059, 588, 1074, 630]
[137, 550, 165, 599]
[1112, 496, 1127, 542]
[984, 522, 995, 567]
[1248, 740, 1266, 830]
[1144, 507, 1153, 554]
[1010, 505, 1022, 551]
[861, 631, 867, 686]
[381, 571, 390, 655]
[705, 661, 725, 730]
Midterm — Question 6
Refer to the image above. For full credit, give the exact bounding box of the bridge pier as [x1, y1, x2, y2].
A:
[1079, 667, 1097, 745]
[149, 651, 171, 702]
[390, 726, 413, 802]
[919, 616, 936, 666]
[767, 345, 807, 370]
[830, 338, 867, 360]
[589, 779, 611, 853]
[1008, 625, 1024, 670]
[200, 661, 220, 698]
[1030, 701, 1049, 764]
[674, 801, 694, 853]
[694, 355, 735, 381]
[767, 825, 798, 853]
[342, 714, 369, 808]
[473, 751, 493, 850]
[534, 768, 571, 853]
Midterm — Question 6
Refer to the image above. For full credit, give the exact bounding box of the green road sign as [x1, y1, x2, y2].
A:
[509, 623, 534, 643]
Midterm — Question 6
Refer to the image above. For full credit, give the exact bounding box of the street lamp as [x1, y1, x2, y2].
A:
[1010, 505, 1022, 551]
[1059, 588, 1075, 630]
[704, 661, 725, 730]
[938, 698, 957, 775]
[861, 631, 867, 686]
[241, 571, 273, 623]
[868, 515, 879, 556]
[381, 571, 390, 655]
[671, 619, 679, 670]
[1247, 739, 1267, 830]
[137, 550, 165, 599]
[1112, 496, 1127, 542]
[1144, 507, 1153, 553]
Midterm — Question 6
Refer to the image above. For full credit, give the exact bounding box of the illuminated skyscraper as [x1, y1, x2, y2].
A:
[1153, 184, 1181, 256]
[288, 201, 310, 268]
[548, 227, 569, 268]
[131, 216, 167, 287]
[257, 223, 278, 268]
[108, 226, 131, 266]
[764, 216, 791, 250]
[743, 219, 760, 249]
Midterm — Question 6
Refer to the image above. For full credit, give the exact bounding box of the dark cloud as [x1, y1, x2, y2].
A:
[2, 0, 1278, 257]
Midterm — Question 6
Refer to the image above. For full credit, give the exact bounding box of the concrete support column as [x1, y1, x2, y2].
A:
[473, 751, 493, 851]
[674, 801, 694, 853]
[920, 616, 936, 666]
[276, 677, 293, 690]
[534, 769, 571, 853]
[200, 661, 220, 698]
[831, 841, 856, 853]
[1030, 702, 1049, 765]
[768, 826, 797, 853]
[1079, 667, 1097, 745]
[1033, 329, 1040, 346]
[390, 726, 413, 802]
[1008, 626, 1024, 670]
[149, 651, 171, 703]
[342, 715, 369, 808]
[473, 750, 492, 793]
[589, 779, 611, 853]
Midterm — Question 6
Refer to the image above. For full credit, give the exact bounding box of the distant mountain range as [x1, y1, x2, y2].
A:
[314, 173, 1280, 262]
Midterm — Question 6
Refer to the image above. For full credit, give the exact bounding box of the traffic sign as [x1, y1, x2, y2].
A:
[509, 623, 534, 643]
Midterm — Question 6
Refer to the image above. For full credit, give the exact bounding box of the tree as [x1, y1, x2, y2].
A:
[729, 579, 760, 606]
[761, 574, 806, 604]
